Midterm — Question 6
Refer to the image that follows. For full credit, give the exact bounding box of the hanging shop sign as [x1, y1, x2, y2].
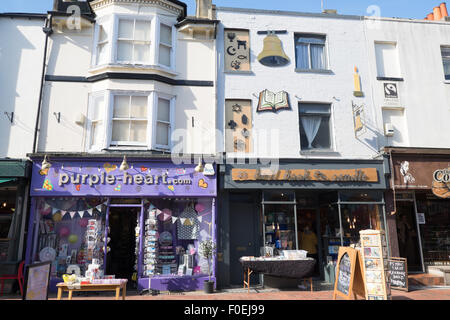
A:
[352, 101, 366, 138]
[231, 168, 379, 183]
[224, 29, 251, 72]
[31, 160, 217, 197]
[257, 89, 290, 113]
[392, 154, 450, 198]
[332, 246, 365, 300]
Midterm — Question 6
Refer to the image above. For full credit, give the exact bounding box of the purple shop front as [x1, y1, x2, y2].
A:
[26, 158, 217, 293]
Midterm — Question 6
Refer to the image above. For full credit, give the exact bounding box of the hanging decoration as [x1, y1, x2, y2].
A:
[257, 31, 290, 67]
[43, 201, 106, 220]
[352, 101, 366, 138]
[353, 66, 364, 97]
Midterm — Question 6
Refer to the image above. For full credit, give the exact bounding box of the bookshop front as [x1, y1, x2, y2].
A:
[25, 155, 217, 293]
[217, 159, 390, 288]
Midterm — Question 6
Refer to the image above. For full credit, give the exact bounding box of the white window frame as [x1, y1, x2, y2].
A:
[441, 46, 450, 80]
[157, 21, 176, 69]
[108, 91, 152, 148]
[92, 17, 112, 67]
[152, 93, 175, 150]
[112, 15, 154, 65]
[87, 91, 108, 152]
[374, 41, 402, 78]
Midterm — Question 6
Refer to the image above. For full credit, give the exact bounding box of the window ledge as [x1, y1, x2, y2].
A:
[295, 69, 333, 74]
[444, 80, 450, 84]
[377, 77, 404, 82]
[224, 71, 254, 75]
[300, 150, 340, 156]
[88, 63, 179, 77]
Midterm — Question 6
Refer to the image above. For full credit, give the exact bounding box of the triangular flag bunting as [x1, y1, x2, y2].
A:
[61, 211, 67, 217]
[198, 216, 203, 223]
[155, 209, 161, 217]
[180, 218, 186, 224]
[172, 217, 178, 224]
[69, 211, 77, 219]
[52, 207, 59, 215]
[87, 209, 93, 216]
[184, 218, 193, 226]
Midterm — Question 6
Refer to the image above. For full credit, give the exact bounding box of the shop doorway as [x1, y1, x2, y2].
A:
[229, 194, 260, 286]
[297, 208, 320, 277]
[106, 207, 139, 284]
[395, 201, 423, 272]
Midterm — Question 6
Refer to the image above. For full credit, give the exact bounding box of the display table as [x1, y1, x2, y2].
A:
[56, 280, 128, 300]
[239, 258, 316, 292]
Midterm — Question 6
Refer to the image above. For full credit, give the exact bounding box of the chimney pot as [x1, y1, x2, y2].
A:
[196, 0, 213, 19]
[433, 6, 443, 20]
[427, 13, 435, 20]
[440, 2, 449, 17]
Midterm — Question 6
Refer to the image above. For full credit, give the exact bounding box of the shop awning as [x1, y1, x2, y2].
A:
[0, 178, 17, 185]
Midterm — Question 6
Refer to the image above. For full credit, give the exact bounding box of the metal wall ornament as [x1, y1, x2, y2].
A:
[228, 120, 238, 130]
[225, 29, 251, 72]
[232, 104, 242, 113]
[257, 31, 290, 67]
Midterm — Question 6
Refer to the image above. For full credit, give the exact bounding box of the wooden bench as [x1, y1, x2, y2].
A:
[56, 281, 127, 300]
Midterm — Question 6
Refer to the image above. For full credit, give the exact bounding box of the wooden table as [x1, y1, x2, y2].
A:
[56, 281, 127, 300]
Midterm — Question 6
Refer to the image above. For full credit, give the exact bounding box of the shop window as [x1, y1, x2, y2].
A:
[32, 198, 107, 279]
[340, 204, 385, 242]
[263, 204, 297, 252]
[295, 34, 328, 71]
[141, 199, 214, 279]
[441, 46, 450, 80]
[416, 195, 450, 266]
[299, 103, 332, 151]
[0, 191, 16, 262]
[339, 191, 383, 202]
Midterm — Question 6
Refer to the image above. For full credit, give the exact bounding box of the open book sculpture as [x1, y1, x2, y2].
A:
[257, 89, 291, 113]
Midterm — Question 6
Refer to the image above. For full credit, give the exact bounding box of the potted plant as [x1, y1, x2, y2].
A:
[199, 240, 216, 294]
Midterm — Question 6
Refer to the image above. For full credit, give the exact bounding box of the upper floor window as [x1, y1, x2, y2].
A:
[375, 42, 401, 79]
[92, 15, 175, 69]
[159, 24, 173, 67]
[111, 95, 148, 146]
[86, 91, 174, 151]
[295, 34, 327, 71]
[299, 103, 332, 151]
[441, 46, 450, 80]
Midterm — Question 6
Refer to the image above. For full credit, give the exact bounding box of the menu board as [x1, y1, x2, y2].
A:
[23, 261, 51, 300]
[333, 247, 365, 300]
[336, 253, 351, 295]
[389, 258, 408, 291]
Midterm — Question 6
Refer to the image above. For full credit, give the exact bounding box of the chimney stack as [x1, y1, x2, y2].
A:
[440, 2, 449, 17]
[196, 0, 213, 20]
[434, 6, 443, 20]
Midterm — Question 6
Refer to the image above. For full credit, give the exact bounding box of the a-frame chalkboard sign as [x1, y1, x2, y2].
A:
[333, 247, 366, 300]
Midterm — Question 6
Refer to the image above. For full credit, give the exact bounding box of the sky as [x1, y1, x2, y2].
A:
[0, 0, 441, 20]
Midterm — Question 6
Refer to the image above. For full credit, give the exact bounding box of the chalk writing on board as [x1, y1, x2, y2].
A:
[337, 253, 351, 295]
[389, 259, 407, 289]
[25, 263, 51, 300]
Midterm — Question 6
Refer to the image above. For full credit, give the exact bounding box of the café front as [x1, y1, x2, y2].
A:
[217, 158, 390, 288]
[384, 147, 450, 274]
[25, 154, 217, 293]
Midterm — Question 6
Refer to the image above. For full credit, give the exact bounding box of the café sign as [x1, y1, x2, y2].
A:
[432, 167, 450, 199]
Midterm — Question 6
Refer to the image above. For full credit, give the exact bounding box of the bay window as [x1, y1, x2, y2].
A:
[87, 91, 174, 151]
[92, 15, 175, 68]
[111, 95, 148, 146]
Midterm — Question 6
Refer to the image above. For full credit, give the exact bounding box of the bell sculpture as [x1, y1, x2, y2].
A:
[257, 32, 290, 67]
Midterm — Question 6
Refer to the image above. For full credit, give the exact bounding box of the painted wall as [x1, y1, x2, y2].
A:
[364, 18, 450, 149]
[0, 17, 46, 159]
[216, 9, 381, 160]
[36, 1, 217, 155]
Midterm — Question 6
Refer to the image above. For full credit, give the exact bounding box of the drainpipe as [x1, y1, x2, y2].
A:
[32, 14, 53, 154]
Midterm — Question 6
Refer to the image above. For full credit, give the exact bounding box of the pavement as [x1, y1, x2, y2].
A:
[2, 284, 450, 300]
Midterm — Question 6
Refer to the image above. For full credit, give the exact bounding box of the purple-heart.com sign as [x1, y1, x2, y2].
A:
[31, 160, 216, 197]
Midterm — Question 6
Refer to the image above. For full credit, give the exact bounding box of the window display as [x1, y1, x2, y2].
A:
[32, 198, 107, 279]
[140, 199, 213, 280]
